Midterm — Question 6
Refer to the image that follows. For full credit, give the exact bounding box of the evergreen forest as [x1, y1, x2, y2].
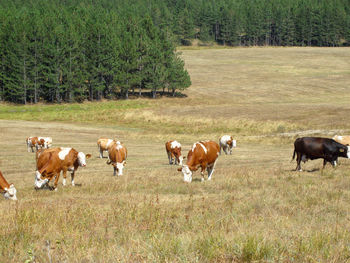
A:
[1, 0, 349, 104]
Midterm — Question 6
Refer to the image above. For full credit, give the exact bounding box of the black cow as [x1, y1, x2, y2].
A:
[292, 137, 350, 171]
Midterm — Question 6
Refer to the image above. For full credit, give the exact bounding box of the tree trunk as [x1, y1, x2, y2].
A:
[23, 57, 27, 104]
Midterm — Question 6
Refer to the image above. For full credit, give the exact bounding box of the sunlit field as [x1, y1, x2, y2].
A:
[1, 47, 350, 262]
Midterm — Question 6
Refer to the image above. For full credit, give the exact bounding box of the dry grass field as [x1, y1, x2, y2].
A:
[1, 47, 350, 262]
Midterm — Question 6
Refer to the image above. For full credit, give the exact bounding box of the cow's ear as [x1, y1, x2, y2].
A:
[177, 168, 182, 172]
[340, 148, 345, 152]
[86, 154, 92, 159]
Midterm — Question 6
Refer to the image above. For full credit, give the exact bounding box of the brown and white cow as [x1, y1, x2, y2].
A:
[107, 141, 127, 176]
[35, 147, 91, 190]
[219, 135, 236, 155]
[26, 136, 52, 152]
[97, 138, 117, 158]
[178, 140, 220, 182]
[0, 170, 17, 200]
[165, 140, 183, 165]
[333, 135, 350, 146]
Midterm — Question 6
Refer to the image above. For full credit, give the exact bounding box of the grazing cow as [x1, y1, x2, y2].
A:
[219, 135, 236, 155]
[165, 140, 183, 165]
[178, 140, 220, 182]
[97, 138, 117, 158]
[107, 141, 127, 176]
[35, 147, 91, 190]
[292, 137, 350, 171]
[0, 171, 17, 200]
[26, 136, 52, 152]
[333, 135, 350, 146]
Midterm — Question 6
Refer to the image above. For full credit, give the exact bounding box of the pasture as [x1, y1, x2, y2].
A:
[1, 47, 350, 262]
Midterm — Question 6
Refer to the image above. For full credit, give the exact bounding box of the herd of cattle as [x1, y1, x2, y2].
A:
[1, 134, 350, 201]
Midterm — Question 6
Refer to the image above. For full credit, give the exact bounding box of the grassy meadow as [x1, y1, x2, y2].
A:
[1, 47, 350, 262]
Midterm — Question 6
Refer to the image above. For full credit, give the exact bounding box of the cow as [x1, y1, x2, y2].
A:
[292, 137, 350, 171]
[333, 135, 350, 146]
[107, 141, 127, 176]
[26, 136, 52, 152]
[165, 140, 183, 165]
[97, 138, 117, 158]
[219, 135, 236, 155]
[0, 170, 17, 200]
[26, 137, 39, 152]
[38, 137, 52, 149]
[35, 147, 91, 190]
[178, 140, 220, 182]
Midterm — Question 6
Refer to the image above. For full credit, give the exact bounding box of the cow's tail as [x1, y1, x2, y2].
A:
[291, 149, 296, 161]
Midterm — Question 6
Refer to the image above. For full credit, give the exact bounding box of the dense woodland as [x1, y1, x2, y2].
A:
[1, 0, 350, 104]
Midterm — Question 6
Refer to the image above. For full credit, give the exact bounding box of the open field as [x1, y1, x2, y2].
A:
[1, 47, 350, 262]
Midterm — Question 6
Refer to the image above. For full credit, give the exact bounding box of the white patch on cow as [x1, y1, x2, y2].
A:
[62, 178, 66, 186]
[232, 140, 237, 148]
[181, 165, 192, 182]
[178, 155, 183, 166]
[347, 146, 350, 158]
[3, 184, 17, 200]
[116, 142, 123, 150]
[191, 143, 197, 152]
[59, 148, 72, 160]
[116, 161, 125, 176]
[34, 171, 49, 189]
[78, 152, 87, 166]
[106, 139, 113, 148]
[171, 141, 181, 149]
[198, 142, 207, 154]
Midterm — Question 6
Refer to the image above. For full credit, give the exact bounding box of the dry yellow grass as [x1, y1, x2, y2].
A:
[1, 47, 350, 262]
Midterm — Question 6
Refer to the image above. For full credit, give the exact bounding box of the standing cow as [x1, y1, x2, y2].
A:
[292, 137, 350, 171]
[0, 170, 17, 200]
[107, 141, 127, 176]
[219, 135, 236, 155]
[35, 147, 91, 190]
[97, 138, 117, 158]
[26, 136, 52, 152]
[165, 140, 183, 165]
[178, 140, 220, 182]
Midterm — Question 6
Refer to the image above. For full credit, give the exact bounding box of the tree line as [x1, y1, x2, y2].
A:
[0, 1, 191, 103]
[1, 0, 350, 103]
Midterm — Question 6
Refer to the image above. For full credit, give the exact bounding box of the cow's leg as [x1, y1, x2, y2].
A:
[31, 146, 35, 153]
[113, 164, 117, 176]
[207, 160, 218, 180]
[62, 169, 67, 186]
[99, 148, 103, 158]
[296, 152, 302, 171]
[167, 152, 173, 165]
[219, 145, 222, 155]
[53, 173, 60, 191]
[200, 164, 207, 182]
[229, 146, 233, 155]
[71, 171, 75, 186]
[224, 146, 228, 155]
[323, 159, 328, 169]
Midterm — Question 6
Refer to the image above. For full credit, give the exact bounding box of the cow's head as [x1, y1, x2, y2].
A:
[3, 184, 17, 201]
[34, 171, 49, 189]
[177, 164, 192, 183]
[115, 161, 126, 176]
[232, 140, 237, 148]
[77, 152, 91, 167]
